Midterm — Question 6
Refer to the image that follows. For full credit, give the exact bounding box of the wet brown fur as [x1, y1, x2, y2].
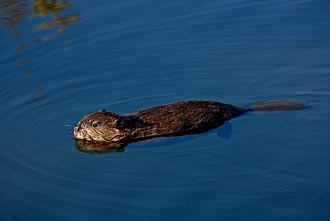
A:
[74, 100, 246, 147]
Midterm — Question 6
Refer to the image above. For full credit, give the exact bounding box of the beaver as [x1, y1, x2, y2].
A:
[74, 100, 306, 153]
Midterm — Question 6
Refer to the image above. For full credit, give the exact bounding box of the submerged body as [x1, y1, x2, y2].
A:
[74, 100, 305, 152]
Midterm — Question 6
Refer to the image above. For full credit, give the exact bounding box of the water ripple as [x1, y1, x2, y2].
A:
[1, 0, 330, 219]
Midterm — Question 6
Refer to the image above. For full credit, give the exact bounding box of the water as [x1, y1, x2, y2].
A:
[1, 0, 330, 220]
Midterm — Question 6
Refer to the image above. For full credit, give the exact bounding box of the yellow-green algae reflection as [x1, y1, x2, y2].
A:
[1, 0, 80, 99]
[1, 0, 80, 51]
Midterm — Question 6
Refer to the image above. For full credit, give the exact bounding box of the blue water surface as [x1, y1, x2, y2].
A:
[1, 0, 330, 220]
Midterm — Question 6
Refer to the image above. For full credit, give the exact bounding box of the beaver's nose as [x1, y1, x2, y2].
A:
[74, 125, 81, 133]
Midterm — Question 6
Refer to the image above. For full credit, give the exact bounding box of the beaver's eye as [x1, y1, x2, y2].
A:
[92, 122, 100, 127]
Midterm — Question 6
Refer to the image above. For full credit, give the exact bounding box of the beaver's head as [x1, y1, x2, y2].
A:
[74, 110, 129, 142]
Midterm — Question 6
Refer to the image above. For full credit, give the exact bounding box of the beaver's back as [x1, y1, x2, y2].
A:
[128, 100, 246, 138]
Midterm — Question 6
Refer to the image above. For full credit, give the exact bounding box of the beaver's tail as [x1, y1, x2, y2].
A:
[248, 100, 306, 112]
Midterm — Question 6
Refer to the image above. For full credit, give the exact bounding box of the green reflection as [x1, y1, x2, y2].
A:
[1, 0, 81, 80]
[1, 0, 80, 53]
[1, 0, 80, 37]
[32, 0, 71, 16]
[37, 13, 80, 29]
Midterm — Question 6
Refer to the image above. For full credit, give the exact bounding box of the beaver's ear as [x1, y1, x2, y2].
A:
[98, 109, 107, 113]
[113, 118, 126, 130]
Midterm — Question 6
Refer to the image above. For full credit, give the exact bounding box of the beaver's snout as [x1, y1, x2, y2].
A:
[73, 124, 85, 140]
[74, 125, 80, 133]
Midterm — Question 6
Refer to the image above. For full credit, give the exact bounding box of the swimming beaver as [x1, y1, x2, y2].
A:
[74, 100, 305, 153]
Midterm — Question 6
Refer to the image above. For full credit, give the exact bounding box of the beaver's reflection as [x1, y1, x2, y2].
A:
[75, 140, 126, 154]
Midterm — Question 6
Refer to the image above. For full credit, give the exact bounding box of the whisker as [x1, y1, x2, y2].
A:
[65, 124, 74, 134]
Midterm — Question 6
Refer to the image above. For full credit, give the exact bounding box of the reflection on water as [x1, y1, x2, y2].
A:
[36, 13, 80, 29]
[0, 0, 26, 38]
[1, 0, 81, 99]
[20, 68, 39, 77]
[32, 0, 72, 16]
[1, 0, 80, 47]
[75, 140, 126, 154]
